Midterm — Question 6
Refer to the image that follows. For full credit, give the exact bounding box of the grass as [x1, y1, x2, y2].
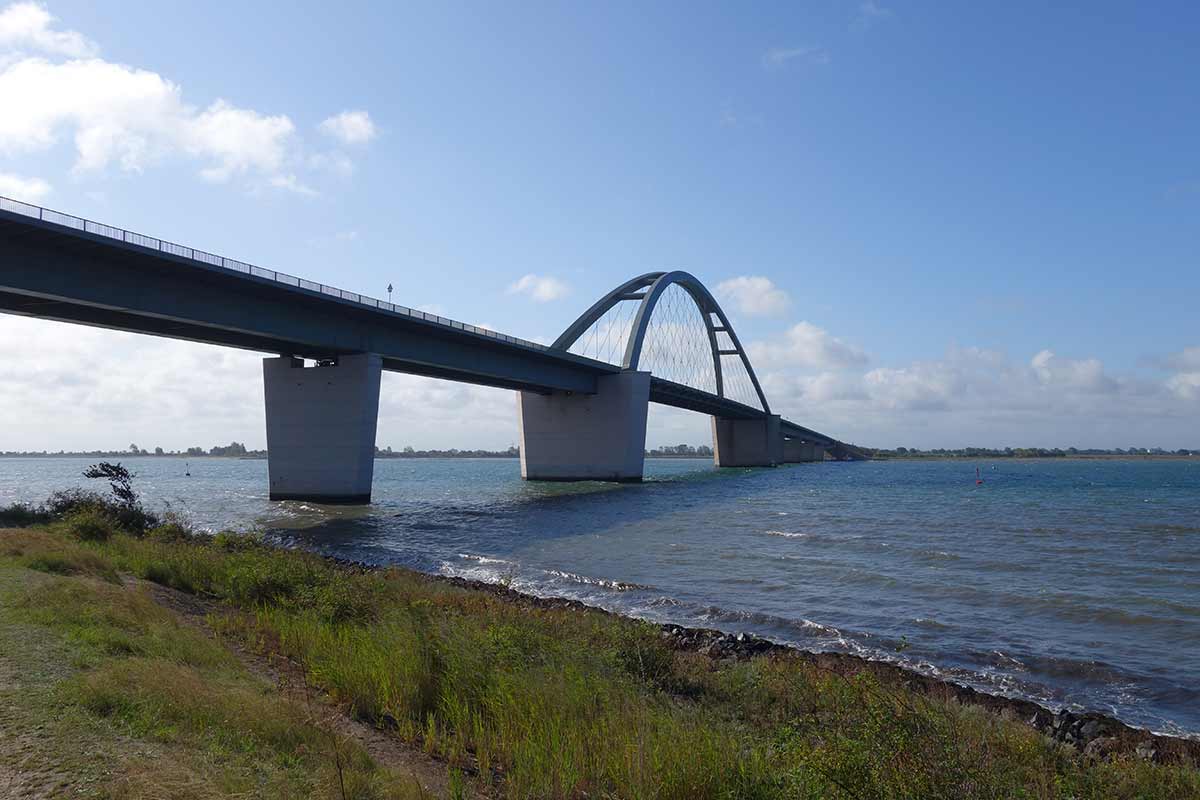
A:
[0, 527, 429, 799]
[1, 516, 1198, 799]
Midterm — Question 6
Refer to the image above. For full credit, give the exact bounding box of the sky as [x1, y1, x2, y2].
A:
[0, 0, 1197, 452]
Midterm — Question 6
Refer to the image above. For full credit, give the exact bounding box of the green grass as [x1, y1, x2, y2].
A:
[0, 529, 430, 799]
[2, 521, 1199, 799]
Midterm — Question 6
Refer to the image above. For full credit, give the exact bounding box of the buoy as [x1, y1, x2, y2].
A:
[975, 466, 983, 485]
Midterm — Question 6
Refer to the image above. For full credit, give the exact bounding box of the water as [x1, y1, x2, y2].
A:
[2, 456, 1198, 738]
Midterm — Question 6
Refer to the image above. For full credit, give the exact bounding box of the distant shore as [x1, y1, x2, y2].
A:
[4, 452, 1197, 461]
[874, 454, 1200, 461]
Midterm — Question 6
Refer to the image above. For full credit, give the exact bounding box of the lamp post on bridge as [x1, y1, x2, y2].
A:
[387, 283, 393, 303]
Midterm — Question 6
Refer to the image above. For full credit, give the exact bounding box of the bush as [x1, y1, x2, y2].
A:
[45, 489, 158, 536]
[212, 530, 263, 552]
[62, 508, 120, 543]
[0, 502, 51, 528]
[145, 523, 195, 544]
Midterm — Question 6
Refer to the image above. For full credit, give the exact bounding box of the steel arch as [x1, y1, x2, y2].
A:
[552, 271, 771, 414]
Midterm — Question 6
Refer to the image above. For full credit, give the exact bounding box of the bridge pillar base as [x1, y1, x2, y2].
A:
[263, 354, 382, 503]
[783, 440, 823, 463]
[712, 414, 782, 468]
[518, 370, 650, 482]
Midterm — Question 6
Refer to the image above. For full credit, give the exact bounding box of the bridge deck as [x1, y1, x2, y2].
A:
[0, 196, 849, 449]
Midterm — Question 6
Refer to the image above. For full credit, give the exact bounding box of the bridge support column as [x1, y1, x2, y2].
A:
[263, 354, 382, 503]
[518, 370, 650, 482]
[712, 414, 782, 468]
[783, 439, 821, 463]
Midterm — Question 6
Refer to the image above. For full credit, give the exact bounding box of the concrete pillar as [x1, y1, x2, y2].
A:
[783, 439, 818, 463]
[712, 414, 782, 467]
[518, 370, 650, 482]
[782, 440, 828, 462]
[263, 354, 382, 503]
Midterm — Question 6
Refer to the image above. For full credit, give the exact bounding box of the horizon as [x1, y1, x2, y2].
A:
[1, 1, 1198, 451]
[3, 441, 1196, 456]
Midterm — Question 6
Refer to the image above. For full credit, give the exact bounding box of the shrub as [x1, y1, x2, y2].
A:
[45, 489, 158, 535]
[0, 502, 52, 528]
[62, 508, 120, 542]
[145, 523, 195, 544]
[212, 530, 263, 552]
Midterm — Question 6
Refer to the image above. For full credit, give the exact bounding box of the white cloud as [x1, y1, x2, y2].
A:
[0, 3, 371, 194]
[0, 169, 50, 200]
[716, 275, 791, 316]
[748, 321, 868, 370]
[318, 110, 376, 145]
[0, 1, 94, 57]
[0, 315, 266, 452]
[762, 45, 830, 69]
[188, 99, 295, 181]
[756, 341, 1200, 449]
[1166, 371, 1200, 401]
[1030, 350, 1116, 393]
[507, 274, 570, 303]
[0, 58, 297, 183]
[1162, 346, 1200, 401]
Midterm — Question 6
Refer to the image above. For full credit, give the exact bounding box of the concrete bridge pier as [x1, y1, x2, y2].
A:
[712, 414, 782, 467]
[518, 370, 651, 481]
[263, 353, 382, 503]
[782, 439, 825, 463]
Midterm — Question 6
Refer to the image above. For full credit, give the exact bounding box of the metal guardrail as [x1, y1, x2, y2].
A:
[0, 194, 550, 352]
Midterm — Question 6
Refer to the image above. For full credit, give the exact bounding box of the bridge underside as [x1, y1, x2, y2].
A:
[1, 200, 864, 503]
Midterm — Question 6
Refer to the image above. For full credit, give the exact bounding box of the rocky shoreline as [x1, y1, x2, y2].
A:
[415, 569, 1198, 765]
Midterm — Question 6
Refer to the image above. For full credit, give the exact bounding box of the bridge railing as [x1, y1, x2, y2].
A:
[0, 194, 550, 353]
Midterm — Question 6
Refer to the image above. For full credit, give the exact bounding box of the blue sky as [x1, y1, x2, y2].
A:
[1, 1, 1197, 451]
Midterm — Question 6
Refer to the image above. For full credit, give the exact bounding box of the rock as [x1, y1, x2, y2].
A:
[1136, 741, 1157, 761]
[1084, 737, 1118, 759]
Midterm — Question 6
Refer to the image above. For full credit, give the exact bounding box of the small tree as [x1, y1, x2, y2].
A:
[83, 461, 138, 507]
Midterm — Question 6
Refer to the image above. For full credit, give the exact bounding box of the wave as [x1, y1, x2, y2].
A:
[445, 554, 655, 593]
[543, 568, 654, 592]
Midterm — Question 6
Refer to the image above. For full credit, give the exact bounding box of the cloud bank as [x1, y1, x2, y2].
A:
[0, 1, 373, 198]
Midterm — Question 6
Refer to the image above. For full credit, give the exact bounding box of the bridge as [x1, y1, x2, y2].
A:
[0, 194, 863, 503]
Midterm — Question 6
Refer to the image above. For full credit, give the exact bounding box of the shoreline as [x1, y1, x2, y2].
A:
[5, 518, 1199, 796]
[323, 555, 1200, 764]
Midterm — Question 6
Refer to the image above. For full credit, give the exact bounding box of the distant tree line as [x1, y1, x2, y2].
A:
[7, 442, 1195, 460]
[868, 446, 1197, 459]
[646, 443, 714, 457]
[375, 445, 521, 458]
[2, 442, 263, 458]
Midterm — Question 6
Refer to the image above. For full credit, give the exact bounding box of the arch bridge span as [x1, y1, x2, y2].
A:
[0, 195, 863, 502]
